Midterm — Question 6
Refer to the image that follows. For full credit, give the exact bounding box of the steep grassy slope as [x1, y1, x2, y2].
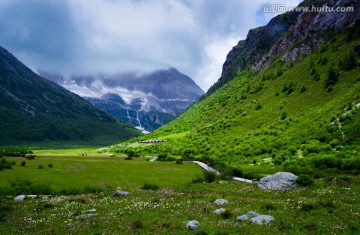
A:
[125, 26, 360, 170]
[0, 46, 140, 146]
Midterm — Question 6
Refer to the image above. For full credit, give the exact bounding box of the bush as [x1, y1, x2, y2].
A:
[220, 209, 232, 219]
[203, 171, 217, 183]
[25, 155, 36, 160]
[48, 163, 53, 168]
[124, 156, 133, 160]
[192, 175, 205, 183]
[231, 168, 243, 177]
[325, 65, 340, 88]
[297, 174, 314, 186]
[175, 159, 183, 165]
[21, 161, 26, 167]
[141, 183, 159, 190]
[38, 164, 43, 169]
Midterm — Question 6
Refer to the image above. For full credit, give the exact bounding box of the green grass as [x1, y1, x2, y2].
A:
[121, 27, 360, 170]
[0, 155, 202, 193]
[0, 173, 359, 234]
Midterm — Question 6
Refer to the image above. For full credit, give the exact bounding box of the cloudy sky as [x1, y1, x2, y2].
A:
[0, 0, 301, 91]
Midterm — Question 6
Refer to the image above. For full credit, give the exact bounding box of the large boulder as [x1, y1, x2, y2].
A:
[258, 172, 298, 190]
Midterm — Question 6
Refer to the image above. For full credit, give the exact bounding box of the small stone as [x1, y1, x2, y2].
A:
[112, 190, 130, 197]
[236, 215, 249, 221]
[251, 215, 274, 225]
[82, 208, 97, 213]
[14, 195, 25, 202]
[214, 199, 228, 205]
[79, 213, 96, 218]
[247, 211, 260, 217]
[185, 220, 199, 230]
[214, 208, 226, 214]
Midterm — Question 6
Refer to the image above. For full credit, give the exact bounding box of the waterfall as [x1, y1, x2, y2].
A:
[136, 111, 142, 128]
[126, 108, 130, 120]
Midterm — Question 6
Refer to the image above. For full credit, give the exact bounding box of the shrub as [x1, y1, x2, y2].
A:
[203, 171, 217, 183]
[325, 65, 340, 88]
[255, 102, 263, 110]
[38, 164, 43, 169]
[221, 209, 232, 219]
[297, 174, 314, 186]
[25, 155, 36, 160]
[131, 220, 143, 229]
[281, 112, 288, 120]
[231, 168, 243, 177]
[339, 52, 357, 70]
[48, 163, 53, 168]
[300, 85, 307, 93]
[141, 183, 159, 190]
[21, 161, 26, 167]
[192, 175, 205, 183]
[175, 159, 183, 165]
[124, 156, 133, 160]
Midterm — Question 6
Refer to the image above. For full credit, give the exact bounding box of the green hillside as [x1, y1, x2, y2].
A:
[0, 46, 141, 147]
[120, 23, 360, 174]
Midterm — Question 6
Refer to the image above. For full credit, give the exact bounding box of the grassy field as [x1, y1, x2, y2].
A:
[0, 154, 202, 194]
[0, 165, 359, 234]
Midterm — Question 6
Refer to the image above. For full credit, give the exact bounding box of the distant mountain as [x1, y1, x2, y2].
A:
[0, 46, 140, 146]
[40, 68, 204, 132]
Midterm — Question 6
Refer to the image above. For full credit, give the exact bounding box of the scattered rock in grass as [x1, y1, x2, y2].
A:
[236, 211, 259, 221]
[14, 195, 37, 202]
[258, 172, 298, 190]
[236, 215, 249, 221]
[14, 195, 25, 202]
[82, 208, 97, 213]
[185, 220, 199, 230]
[214, 199, 228, 205]
[214, 208, 226, 214]
[78, 213, 96, 218]
[236, 211, 273, 225]
[251, 215, 274, 225]
[112, 190, 130, 197]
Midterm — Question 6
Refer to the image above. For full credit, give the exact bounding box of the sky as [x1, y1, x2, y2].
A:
[0, 0, 301, 91]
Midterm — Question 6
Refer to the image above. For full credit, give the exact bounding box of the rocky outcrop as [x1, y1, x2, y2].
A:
[258, 172, 298, 190]
[206, 0, 360, 96]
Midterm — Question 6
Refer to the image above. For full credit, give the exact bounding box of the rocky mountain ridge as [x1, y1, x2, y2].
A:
[206, 0, 360, 96]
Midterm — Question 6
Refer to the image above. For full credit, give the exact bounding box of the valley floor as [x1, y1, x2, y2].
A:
[0, 153, 359, 234]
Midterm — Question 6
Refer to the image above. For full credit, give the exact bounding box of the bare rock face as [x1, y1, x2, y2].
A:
[206, 0, 360, 96]
[258, 172, 298, 190]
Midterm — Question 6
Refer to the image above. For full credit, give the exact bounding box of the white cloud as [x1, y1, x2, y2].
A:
[0, 0, 302, 91]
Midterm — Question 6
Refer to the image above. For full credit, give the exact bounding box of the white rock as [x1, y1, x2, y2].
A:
[185, 220, 199, 230]
[112, 190, 130, 197]
[214, 208, 226, 214]
[214, 199, 228, 205]
[258, 172, 298, 190]
[14, 195, 26, 202]
[236, 215, 249, 221]
[251, 215, 274, 225]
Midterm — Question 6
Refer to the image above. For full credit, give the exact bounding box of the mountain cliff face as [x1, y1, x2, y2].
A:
[0, 46, 140, 146]
[40, 69, 204, 132]
[206, 0, 360, 96]
[128, 0, 360, 166]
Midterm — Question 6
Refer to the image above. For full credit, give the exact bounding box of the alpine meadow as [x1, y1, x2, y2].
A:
[0, 0, 360, 234]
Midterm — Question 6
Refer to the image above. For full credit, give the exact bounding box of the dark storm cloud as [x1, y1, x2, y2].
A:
[0, 0, 301, 90]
